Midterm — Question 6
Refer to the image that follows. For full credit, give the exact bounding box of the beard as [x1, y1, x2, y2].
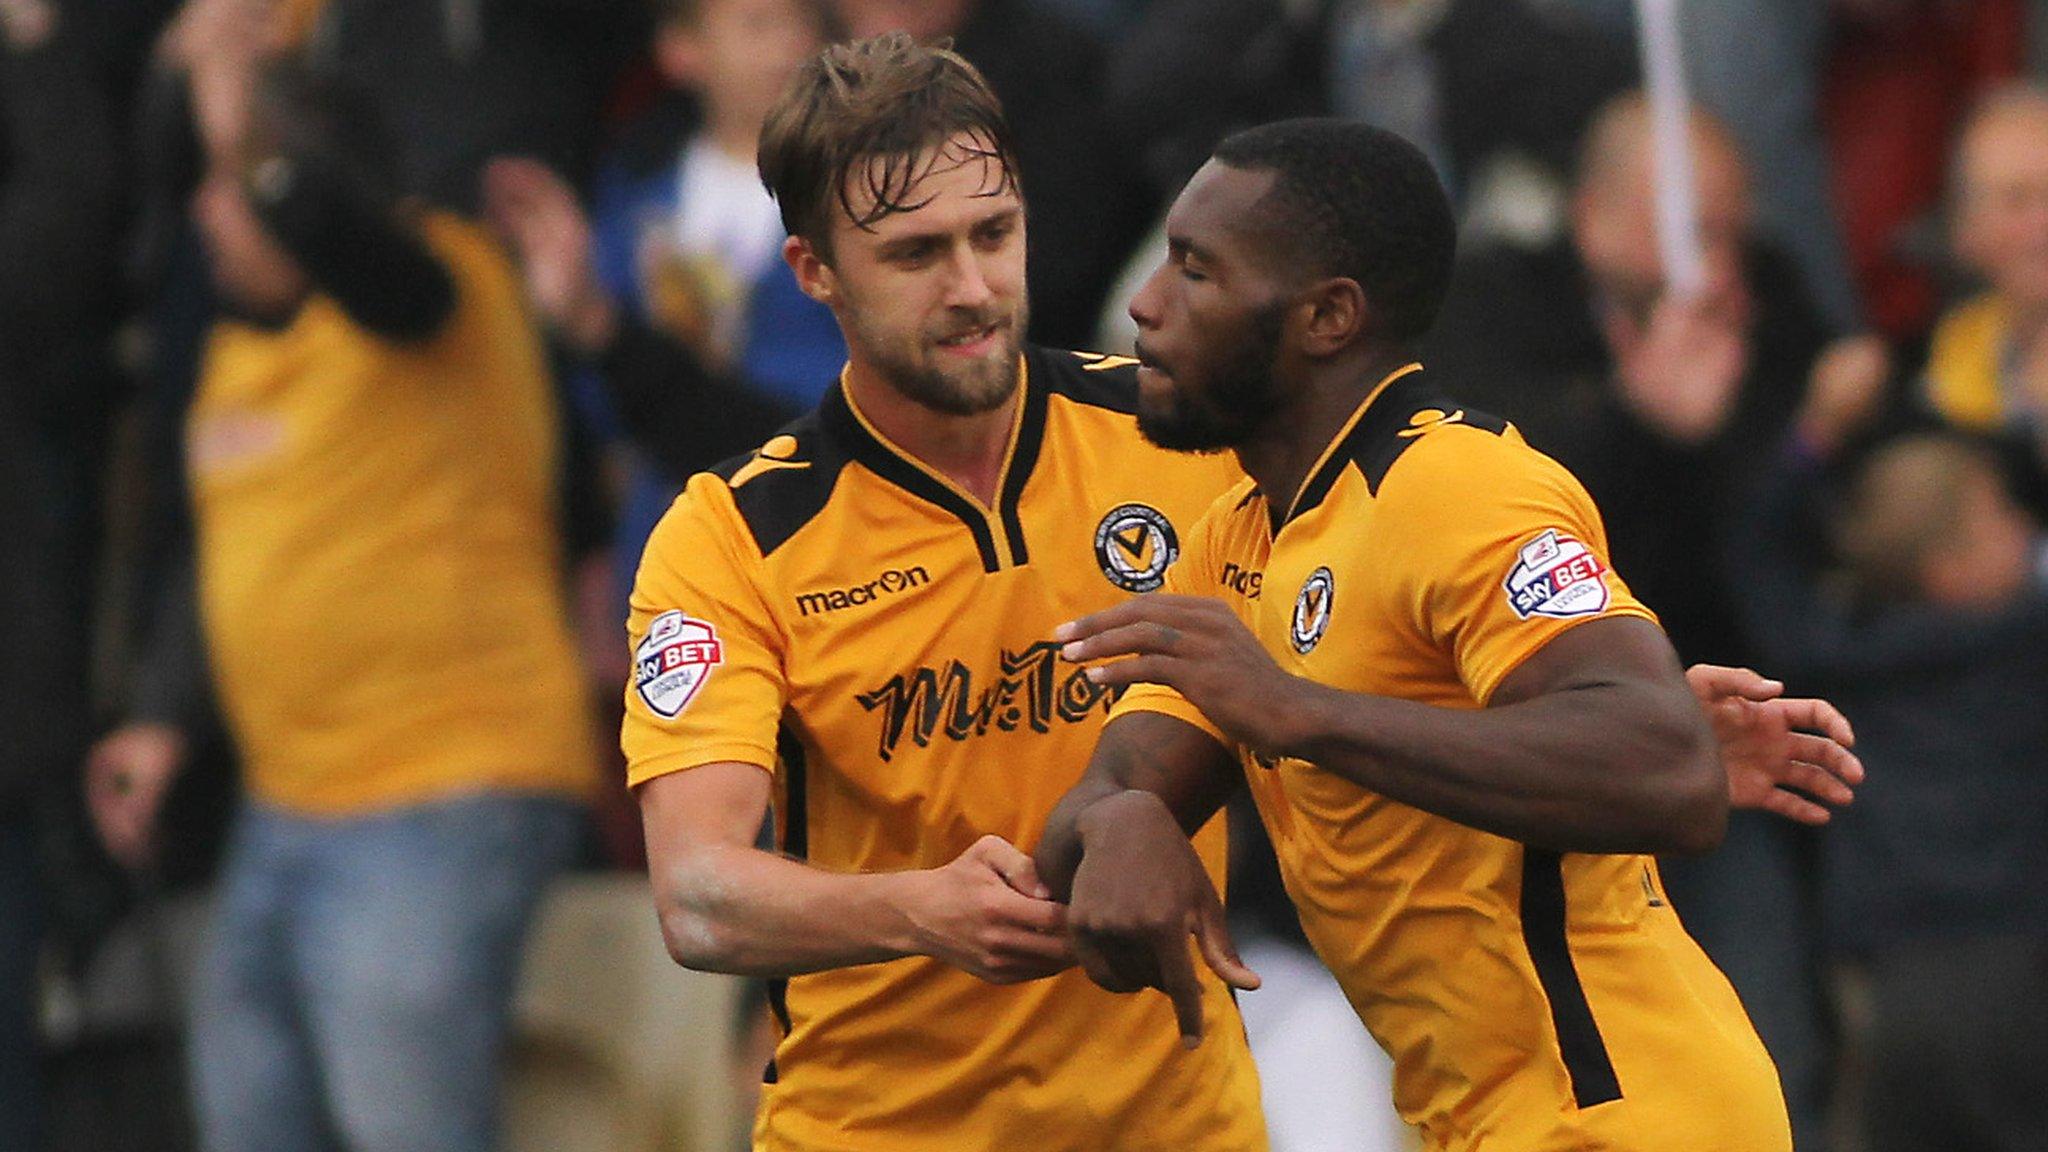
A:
[1136, 302, 1287, 452]
[848, 299, 1030, 417]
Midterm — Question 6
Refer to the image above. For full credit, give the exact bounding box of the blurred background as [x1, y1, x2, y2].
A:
[3, 1, 2046, 1150]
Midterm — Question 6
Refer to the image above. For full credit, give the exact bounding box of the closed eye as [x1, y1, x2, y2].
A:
[881, 238, 942, 267]
[972, 213, 1019, 250]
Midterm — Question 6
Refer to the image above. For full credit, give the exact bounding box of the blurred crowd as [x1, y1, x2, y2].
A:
[3, 0, 2047, 1151]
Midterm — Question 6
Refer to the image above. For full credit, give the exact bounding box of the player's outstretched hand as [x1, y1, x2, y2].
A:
[1066, 791, 1259, 1048]
[1056, 594, 1302, 754]
[903, 835, 1075, 985]
[1686, 664, 1863, 825]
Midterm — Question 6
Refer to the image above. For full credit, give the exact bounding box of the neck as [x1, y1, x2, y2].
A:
[707, 108, 761, 167]
[1234, 348, 1415, 529]
[845, 360, 1019, 505]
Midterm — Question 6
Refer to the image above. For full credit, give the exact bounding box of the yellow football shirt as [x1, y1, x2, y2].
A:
[189, 213, 596, 815]
[625, 347, 1266, 1152]
[1119, 365, 1789, 1151]
[1923, 292, 2010, 431]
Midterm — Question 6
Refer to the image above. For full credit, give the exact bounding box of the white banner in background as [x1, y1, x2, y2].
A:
[1634, 0, 1705, 299]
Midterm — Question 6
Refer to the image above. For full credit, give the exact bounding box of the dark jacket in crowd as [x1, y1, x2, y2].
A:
[1740, 451, 2048, 956]
[306, 0, 644, 212]
[955, 0, 1153, 349]
[0, 8, 122, 811]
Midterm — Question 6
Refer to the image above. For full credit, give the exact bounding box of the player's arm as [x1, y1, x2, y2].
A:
[639, 762, 1073, 982]
[630, 480, 1072, 984]
[1033, 487, 1258, 1046]
[1035, 710, 1240, 899]
[1059, 600, 1722, 854]
[1033, 711, 1256, 1046]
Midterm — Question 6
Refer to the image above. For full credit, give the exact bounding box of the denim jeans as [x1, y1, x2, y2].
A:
[188, 792, 582, 1152]
[0, 805, 41, 1152]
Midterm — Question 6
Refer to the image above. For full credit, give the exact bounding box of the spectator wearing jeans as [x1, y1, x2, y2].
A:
[84, 8, 594, 1150]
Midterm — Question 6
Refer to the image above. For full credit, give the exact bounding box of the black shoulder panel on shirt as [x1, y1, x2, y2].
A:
[1288, 369, 1512, 523]
[710, 408, 853, 559]
[1348, 381, 1510, 496]
[1030, 345, 1141, 414]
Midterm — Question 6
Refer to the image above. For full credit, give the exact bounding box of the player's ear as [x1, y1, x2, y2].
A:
[785, 235, 837, 306]
[1296, 277, 1368, 356]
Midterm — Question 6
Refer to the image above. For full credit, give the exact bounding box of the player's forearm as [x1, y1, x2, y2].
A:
[1035, 776, 1124, 902]
[1035, 713, 1239, 901]
[1271, 676, 1726, 855]
[652, 843, 924, 977]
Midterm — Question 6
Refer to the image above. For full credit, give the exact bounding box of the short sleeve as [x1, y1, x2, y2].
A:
[1381, 429, 1657, 705]
[622, 474, 789, 787]
[1106, 487, 1247, 744]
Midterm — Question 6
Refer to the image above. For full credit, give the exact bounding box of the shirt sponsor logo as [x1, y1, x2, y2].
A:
[1094, 503, 1179, 593]
[855, 640, 1123, 762]
[795, 566, 931, 617]
[634, 610, 724, 718]
[1220, 562, 1263, 599]
[1503, 529, 1610, 619]
[1291, 567, 1334, 654]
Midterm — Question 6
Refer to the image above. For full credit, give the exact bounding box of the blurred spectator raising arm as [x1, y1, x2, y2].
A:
[91, 10, 595, 1150]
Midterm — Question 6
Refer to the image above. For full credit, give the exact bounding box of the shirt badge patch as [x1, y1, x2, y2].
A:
[1094, 503, 1179, 593]
[1291, 567, 1334, 654]
[634, 610, 724, 718]
[1503, 529, 1611, 619]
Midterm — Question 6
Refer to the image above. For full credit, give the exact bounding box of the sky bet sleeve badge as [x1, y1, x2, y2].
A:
[635, 610, 725, 718]
[1503, 529, 1610, 619]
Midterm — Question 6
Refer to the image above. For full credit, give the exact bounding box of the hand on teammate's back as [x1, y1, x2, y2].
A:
[1684, 664, 1863, 825]
[1065, 791, 1259, 1049]
[902, 834, 1075, 985]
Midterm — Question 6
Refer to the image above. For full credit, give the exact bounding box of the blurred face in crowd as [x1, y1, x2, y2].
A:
[659, 0, 829, 139]
[1127, 161, 1293, 452]
[192, 166, 311, 324]
[788, 131, 1028, 415]
[1572, 109, 1753, 329]
[829, 0, 972, 40]
[1953, 92, 2048, 315]
[1922, 466, 2039, 610]
[1843, 437, 2041, 608]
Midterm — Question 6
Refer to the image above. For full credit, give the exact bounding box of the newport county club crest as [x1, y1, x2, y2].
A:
[1503, 529, 1611, 619]
[634, 610, 725, 718]
[1094, 503, 1179, 593]
[1291, 567, 1334, 654]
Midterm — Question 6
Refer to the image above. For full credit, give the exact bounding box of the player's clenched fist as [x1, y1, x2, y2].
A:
[1066, 791, 1259, 1048]
[900, 834, 1075, 985]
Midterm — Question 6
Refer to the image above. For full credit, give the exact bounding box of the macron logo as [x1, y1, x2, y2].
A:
[795, 566, 932, 617]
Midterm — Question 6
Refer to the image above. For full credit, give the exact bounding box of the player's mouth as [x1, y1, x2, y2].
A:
[936, 320, 1004, 356]
[1133, 341, 1173, 386]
